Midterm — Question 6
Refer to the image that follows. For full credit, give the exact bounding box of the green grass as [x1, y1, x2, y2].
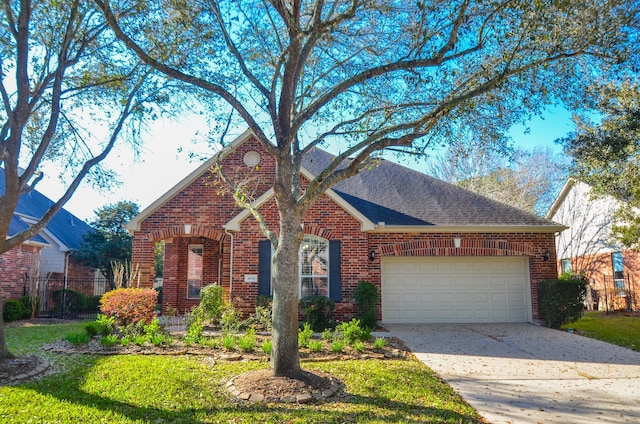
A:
[563, 311, 640, 351]
[0, 323, 483, 423]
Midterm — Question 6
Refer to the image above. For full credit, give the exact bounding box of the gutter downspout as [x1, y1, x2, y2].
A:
[224, 230, 234, 298]
[61, 251, 70, 318]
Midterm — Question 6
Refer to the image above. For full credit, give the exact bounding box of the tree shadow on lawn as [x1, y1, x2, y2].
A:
[14, 355, 483, 423]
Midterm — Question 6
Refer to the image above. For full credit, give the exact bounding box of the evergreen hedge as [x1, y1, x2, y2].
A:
[538, 278, 587, 329]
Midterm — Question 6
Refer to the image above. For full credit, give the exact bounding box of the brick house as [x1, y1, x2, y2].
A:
[127, 130, 562, 324]
[1, 171, 97, 304]
[547, 179, 639, 311]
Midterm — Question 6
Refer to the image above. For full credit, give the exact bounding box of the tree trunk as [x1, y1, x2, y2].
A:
[270, 206, 303, 376]
[0, 299, 14, 360]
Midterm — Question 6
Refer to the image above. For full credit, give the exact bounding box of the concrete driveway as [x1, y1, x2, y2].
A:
[385, 323, 640, 424]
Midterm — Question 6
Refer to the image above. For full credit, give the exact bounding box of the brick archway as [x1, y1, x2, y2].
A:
[379, 238, 536, 257]
[146, 225, 226, 242]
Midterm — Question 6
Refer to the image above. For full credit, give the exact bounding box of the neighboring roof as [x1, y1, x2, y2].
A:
[128, 130, 566, 233]
[1, 171, 94, 250]
[8, 214, 48, 246]
[546, 178, 578, 220]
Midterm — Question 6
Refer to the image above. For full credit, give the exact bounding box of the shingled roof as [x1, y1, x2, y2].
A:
[1, 171, 94, 250]
[302, 147, 563, 230]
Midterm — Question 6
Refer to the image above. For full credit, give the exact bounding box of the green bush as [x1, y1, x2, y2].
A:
[299, 295, 335, 332]
[84, 314, 115, 337]
[298, 322, 314, 348]
[85, 296, 101, 312]
[199, 284, 225, 325]
[335, 318, 370, 344]
[353, 281, 378, 329]
[52, 289, 87, 314]
[66, 331, 91, 345]
[3, 299, 26, 322]
[538, 278, 588, 329]
[255, 295, 272, 308]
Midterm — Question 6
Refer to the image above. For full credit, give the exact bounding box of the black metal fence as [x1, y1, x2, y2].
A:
[23, 276, 111, 319]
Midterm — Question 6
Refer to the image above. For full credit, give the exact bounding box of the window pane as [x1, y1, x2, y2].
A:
[561, 259, 572, 274]
[187, 245, 203, 299]
[301, 276, 328, 297]
[299, 236, 329, 298]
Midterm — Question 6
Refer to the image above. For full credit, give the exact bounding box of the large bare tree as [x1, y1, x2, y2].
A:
[0, 0, 166, 360]
[428, 145, 567, 215]
[96, 0, 638, 378]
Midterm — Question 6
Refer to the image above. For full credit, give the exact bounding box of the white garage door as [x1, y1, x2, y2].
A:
[382, 256, 530, 323]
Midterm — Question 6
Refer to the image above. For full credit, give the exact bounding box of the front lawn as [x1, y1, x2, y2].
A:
[0, 323, 483, 423]
[563, 311, 640, 351]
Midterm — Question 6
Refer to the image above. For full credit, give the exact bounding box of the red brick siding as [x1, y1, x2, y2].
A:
[130, 135, 559, 322]
[0, 245, 41, 301]
[559, 249, 640, 311]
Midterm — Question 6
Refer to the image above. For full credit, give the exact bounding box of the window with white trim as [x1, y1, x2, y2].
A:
[299, 236, 329, 298]
[187, 244, 203, 299]
[561, 259, 572, 274]
[612, 252, 625, 296]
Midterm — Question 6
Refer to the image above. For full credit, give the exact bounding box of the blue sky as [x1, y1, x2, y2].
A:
[38, 106, 576, 222]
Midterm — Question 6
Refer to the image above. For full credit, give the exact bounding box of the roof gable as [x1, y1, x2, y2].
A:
[127, 129, 565, 234]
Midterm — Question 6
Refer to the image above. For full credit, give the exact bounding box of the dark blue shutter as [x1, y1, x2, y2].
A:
[258, 240, 272, 296]
[329, 240, 342, 302]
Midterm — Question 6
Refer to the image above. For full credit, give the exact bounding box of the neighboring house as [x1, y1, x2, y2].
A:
[0, 170, 98, 304]
[547, 179, 639, 312]
[127, 130, 563, 324]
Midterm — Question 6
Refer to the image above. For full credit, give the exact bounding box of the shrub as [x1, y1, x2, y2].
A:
[353, 281, 378, 329]
[255, 295, 272, 308]
[185, 316, 204, 345]
[100, 334, 119, 347]
[336, 318, 368, 344]
[261, 340, 272, 355]
[299, 295, 335, 332]
[252, 305, 273, 332]
[84, 314, 115, 337]
[308, 340, 323, 353]
[100, 288, 158, 327]
[85, 296, 102, 312]
[298, 322, 314, 348]
[374, 337, 388, 349]
[353, 340, 365, 352]
[52, 289, 87, 314]
[331, 339, 345, 353]
[222, 334, 236, 351]
[220, 305, 241, 334]
[66, 331, 91, 345]
[3, 300, 26, 322]
[538, 278, 588, 329]
[238, 329, 256, 352]
[199, 284, 225, 325]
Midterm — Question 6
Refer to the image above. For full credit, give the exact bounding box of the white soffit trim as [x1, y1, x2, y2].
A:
[16, 213, 68, 251]
[369, 224, 568, 234]
[126, 129, 255, 231]
[224, 167, 376, 232]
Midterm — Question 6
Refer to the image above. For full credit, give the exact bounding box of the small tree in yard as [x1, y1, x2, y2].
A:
[0, 1, 169, 361]
[76, 201, 140, 286]
[98, 0, 639, 384]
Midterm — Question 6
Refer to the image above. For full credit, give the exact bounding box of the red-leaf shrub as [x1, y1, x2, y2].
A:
[100, 288, 158, 326]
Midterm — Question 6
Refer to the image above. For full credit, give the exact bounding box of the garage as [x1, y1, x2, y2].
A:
[381, 256, 531, 324]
